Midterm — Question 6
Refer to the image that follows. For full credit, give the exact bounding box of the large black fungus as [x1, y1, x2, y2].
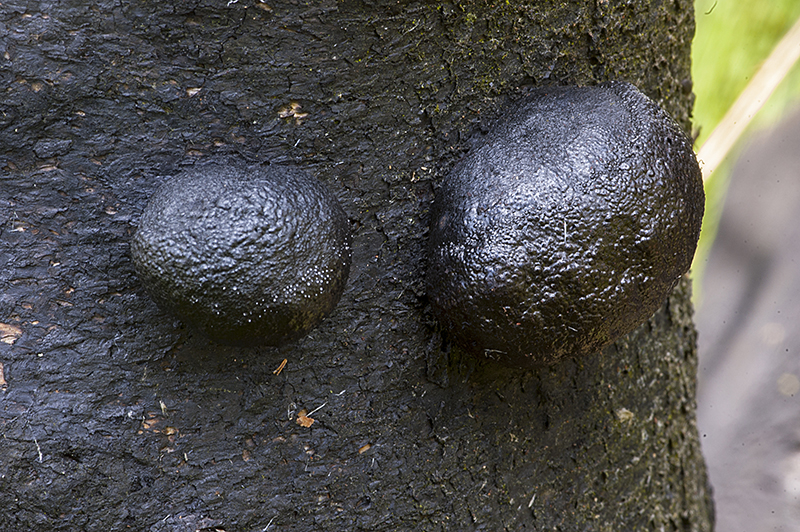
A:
[427, 81, 705, 367]
[131, 162, 351, 347]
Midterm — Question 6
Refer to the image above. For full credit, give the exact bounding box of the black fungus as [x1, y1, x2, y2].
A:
[131, 161, 351, 347]
[427, 81, 705, 366]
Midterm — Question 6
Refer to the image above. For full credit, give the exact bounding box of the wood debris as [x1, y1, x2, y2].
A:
[0, 323, 22, 345]
[273, 358, 287, 375]
[296, 409, 315, 428]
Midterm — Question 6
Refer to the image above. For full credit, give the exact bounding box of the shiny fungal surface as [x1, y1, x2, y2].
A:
[427, 81, 705, 366]
[131, 162, 351, 347]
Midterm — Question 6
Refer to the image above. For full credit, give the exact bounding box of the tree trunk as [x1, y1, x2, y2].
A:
[0, 1, 713, 530]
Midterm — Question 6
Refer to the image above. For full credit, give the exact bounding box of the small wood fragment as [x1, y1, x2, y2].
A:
[0, 323, 22, 345]
[273, 358, 288, 375]
[296, 409, 315, 428]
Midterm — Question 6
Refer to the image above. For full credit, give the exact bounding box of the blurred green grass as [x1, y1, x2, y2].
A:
[691, 0, 800, 304]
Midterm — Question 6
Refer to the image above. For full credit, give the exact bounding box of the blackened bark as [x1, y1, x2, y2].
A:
[0, 1, 713, 530]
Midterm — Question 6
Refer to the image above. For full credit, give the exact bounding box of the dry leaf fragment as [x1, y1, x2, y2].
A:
[0, 362, 7, 388]
[0, 323, 22, 345]
[296, 409, 315, 428]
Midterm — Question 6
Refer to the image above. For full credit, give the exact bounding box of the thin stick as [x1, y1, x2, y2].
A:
[308, 402, 327, 416]
[273, 358, 287, 375]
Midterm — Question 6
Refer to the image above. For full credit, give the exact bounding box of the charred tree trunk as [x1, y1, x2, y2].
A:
[1, 1, 713, 530]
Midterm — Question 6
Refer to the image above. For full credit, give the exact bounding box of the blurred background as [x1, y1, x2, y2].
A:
[691, 1, 800, 531]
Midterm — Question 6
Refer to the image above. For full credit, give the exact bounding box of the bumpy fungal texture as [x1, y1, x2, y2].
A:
[131, 162, 351, 347]
[427, 81, 705, 366]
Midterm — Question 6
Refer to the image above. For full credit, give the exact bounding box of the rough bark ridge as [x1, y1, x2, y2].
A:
[0, 1, 713, 530]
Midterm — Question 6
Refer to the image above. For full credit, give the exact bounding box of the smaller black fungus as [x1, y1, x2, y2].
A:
[131, 161, 351, 347]
[426, 81, 705, 367]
